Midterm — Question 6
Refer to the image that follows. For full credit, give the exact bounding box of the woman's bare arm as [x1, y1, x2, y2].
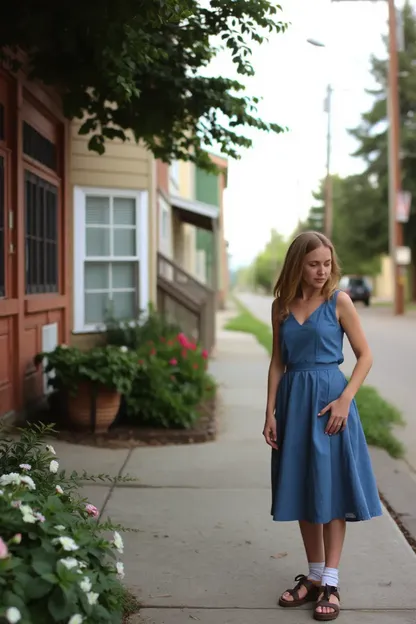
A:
[265, 299, 285, 419]
[338, 291, 373, 401]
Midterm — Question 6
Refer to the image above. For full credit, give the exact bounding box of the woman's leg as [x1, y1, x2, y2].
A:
[281, 521, 324, 601]
[315, 519, 346, 615]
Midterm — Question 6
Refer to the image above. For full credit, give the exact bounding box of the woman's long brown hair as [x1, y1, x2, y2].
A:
[273, 231, 341, 321]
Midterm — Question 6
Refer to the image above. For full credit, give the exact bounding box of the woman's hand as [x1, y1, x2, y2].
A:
[318, 395, 351, 435]
[263, 416, 278, 449]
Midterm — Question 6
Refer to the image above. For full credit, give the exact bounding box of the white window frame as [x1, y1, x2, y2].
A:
[158, 194, 172, 256]
[170, 160, 180, 189]
[73, 187, 149, 333]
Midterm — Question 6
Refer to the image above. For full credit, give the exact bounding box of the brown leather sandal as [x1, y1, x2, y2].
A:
[278, 574, 320, 608]
[313, 585, 341, 621]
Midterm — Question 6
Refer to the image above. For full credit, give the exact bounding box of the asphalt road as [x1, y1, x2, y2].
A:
[238, 292, 416, 471]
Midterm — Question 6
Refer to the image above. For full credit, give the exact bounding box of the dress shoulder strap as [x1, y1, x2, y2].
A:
[328, 289, 341, 319]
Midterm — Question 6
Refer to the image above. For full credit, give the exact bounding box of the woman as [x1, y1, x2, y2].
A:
[263, 231, 382, 621]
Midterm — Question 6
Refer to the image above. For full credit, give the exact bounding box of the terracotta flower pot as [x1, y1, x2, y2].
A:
[67, 382, 121, 433]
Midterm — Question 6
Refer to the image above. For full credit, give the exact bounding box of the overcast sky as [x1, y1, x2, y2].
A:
[216, 0, 395, 268]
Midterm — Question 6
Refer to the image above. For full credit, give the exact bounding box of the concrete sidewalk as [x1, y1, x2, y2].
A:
[52, 309, 416, 624]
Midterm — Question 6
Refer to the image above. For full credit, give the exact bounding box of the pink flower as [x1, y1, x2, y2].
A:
[11, 534, 22, 545]
[167, 340, 174, 347]
[181, 349, 187, 358]
[189, 342, 197, 351]
[150, 348, 156, 356]
[85, 504, 99, 519]
[35, 513, 46, 523]
[19, 463, 31, 471]
[160, 337, 166, 343]
[177, 333, 190, 348]
[169, 358, 177, 366]
[202, 349, 208, 360]
[193, 363, 199, 370]
[0, 537, 9, 559]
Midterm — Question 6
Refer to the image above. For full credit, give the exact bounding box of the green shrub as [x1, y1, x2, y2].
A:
[106, 309, 181, 351]
[34, 345, 140, 396]
[125, 331, 215, 429]
[0, 424, 130, 624]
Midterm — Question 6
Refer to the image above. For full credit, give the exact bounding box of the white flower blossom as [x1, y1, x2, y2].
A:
[56, 485, 64, 495]
[35, 512, 46, 523]
[112, 531, 124, 554]
[49, 460, 59, 474]
[54, 525, 66, 531]
[0, 473, 21, 487]
[120, 345, 129, 353]
[46, 444, 56, 455]
[116, 561, 125, 579]
[19, 464, 31, 471]
[68, 615, 83, 624]
[20, 504, 37, 524]
[86, 592, 99, 606]
[6, 607, 21, 623]
[53, 536, 79, 552]
[60, 557, 79, 570]
[0, 489, 3, 495]
[79, 576, 92, 593]
[20, 475, 36, 491]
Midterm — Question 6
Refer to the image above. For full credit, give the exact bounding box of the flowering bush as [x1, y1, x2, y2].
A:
[0, 425, 131, 623]
[124, 331, 216, 429]
[34, 345, 139, 396]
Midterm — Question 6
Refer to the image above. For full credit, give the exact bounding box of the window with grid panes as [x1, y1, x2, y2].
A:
[24, 171, 58, 294]
[84, 195, 140, 323]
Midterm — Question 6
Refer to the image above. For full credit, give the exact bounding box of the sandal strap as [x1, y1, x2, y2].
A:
[286, 574, 315, 600]
[320, 585, 340, 602]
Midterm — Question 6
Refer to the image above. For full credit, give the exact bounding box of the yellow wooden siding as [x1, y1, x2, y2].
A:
[178, 161, 194, 199]
[71, 122, 150, 191]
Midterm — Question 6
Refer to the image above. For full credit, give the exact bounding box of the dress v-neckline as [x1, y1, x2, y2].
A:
[290, 300, 326, 327]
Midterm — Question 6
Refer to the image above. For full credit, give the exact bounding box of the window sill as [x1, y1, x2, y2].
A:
[0, 299, 19, 317]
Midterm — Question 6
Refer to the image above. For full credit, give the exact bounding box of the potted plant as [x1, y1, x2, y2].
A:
[34, 345, 138, 433]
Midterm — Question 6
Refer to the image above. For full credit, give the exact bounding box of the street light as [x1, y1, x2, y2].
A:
[307, 38, 333, 240]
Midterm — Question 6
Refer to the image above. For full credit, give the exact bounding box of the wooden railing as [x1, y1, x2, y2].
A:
[157, 253, 216, 353]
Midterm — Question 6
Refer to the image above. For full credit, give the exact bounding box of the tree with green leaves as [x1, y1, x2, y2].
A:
[349, 0, 416, 293]
[252, 229, 288, 293]
[299, 174, 384, 276]
[1, 0, 287, 170]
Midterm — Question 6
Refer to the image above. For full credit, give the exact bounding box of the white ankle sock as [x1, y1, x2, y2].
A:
[321, 567, 339, 587]
[308, 562, 325, 582]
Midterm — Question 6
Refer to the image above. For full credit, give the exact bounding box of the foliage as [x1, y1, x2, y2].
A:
[227, 298, 403, 458]
[34, 345, 139, 396]
[0, 424, 130, 624]
[105, 313, 216, 428]
[106, 309, 181, 351]
[347, 2, 416, 289]
[125, 331, 215, 429]
[0, 0, 287, 169]
[251, 229, 289, 293]
[299, 175, 385, 276]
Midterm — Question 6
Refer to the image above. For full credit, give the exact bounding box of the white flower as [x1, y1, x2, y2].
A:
[19, 464, 31, 471]
[53, 536, 79, 552]
[60, 557, 79, 570]
[56, 485, 64, 495]
[68, 615, 83, 624]
[120, 345, 128, 353]
[46, 445, 56, 455]
[49, 460, 59, 474]
[0, 489, 3, 495]
[116, 561, 125, 579]
[6, 607, 21, 623]
[0, 473, 21, 487]
[20, 504, 37, 524]
[112, 531, 124, 554]
[79, 576, 92, 593]
[35, 512, 45, 523]
[20, 475, 36, 491]
[86, 592, 99, 606]
[54, 525, 65, 531]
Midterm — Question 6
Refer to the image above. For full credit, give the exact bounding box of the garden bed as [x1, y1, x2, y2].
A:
[38, 395, 218, 448]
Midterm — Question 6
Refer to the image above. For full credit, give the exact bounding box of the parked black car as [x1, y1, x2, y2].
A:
[339, 276, 371, 306]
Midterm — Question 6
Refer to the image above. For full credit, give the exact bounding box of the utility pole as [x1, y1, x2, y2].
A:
[324, 84, 333, 239]
[387, 0, 405, 315]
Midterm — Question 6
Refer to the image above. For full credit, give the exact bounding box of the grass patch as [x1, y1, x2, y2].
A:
[121, 588, 141, 623]
[226, 299, 404, 458]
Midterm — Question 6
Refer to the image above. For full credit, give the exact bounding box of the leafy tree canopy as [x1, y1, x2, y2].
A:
[0, 0, 287, 169]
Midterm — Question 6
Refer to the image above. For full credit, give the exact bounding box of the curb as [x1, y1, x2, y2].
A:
[370, 446, 416, 553]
